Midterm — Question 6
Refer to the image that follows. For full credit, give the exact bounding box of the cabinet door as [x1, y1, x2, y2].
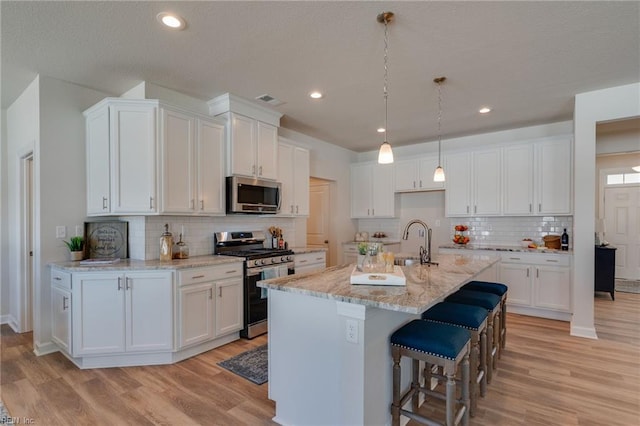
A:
[293, 146, 310, 215]
[473, 149, 502, 215]
[256, 121, 278, 180]
[534, 266, 571, 312]
[394, 159, 418, 191]
[86, 105, 111, 215]
[536, 138, 572, 214]
[498, 264, 532, 306]
[161, 108, 195, 213]
[110, 103, 157, 214]
[351, 164, 372, 218]
[278, 143, 295, 215]
[215, 278, 243, 337]
[445, 152, 472, 216]
[125, 271, 173, 352]
[371, 164, 395, 217]
[418, 156, 445, 191]
[229, 113, 256, 177]
[179, 283, 214, 348]
[51, 286, 72, 353]
[503, 144, 535, 215]
[73, 273, 125, 355]
[197, 119, 225, 214]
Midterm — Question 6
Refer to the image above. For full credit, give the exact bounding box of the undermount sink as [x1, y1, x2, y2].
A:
[394, 258, 417, 266]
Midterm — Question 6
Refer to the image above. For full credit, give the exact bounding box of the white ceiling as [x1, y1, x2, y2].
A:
[2, 1, 639, 152]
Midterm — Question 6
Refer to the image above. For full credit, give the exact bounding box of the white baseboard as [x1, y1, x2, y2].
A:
[34, 341, 59, 356]
[570, 325, 598, 339]
[0, 314, 11, 324]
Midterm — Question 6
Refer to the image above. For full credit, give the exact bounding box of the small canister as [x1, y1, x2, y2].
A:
[173, 234, 189, 259]
[159, 224, 173, 262]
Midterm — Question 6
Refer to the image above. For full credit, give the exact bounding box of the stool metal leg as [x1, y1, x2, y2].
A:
[493, 311, 500, 369]
[486, 313, 494, 384]
[411, 359, 420, 412]
[501, 296, 507, 349]
[469, 332, 479, 417]
[461, 352, 470, 426]
[445, 365, 456, 426]
[479, 327, 487, 397]
[391, 347, 401, 426]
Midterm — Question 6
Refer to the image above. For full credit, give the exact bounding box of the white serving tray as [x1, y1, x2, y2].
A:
[350, 265, 406, 286]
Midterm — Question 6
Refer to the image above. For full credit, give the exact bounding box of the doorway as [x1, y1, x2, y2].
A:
[19, 153, 34, 332]
[307, 177, 332, 266]
[603, 183, 640, 279]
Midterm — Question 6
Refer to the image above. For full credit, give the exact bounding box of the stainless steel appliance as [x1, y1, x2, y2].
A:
[214, 230, 294, 338]
[226, 176, 282, 214]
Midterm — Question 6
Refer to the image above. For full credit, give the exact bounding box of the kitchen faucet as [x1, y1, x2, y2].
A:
[402, 219, 438, 266]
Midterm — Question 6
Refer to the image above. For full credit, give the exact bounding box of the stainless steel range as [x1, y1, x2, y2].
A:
[214, 231, 294, 339]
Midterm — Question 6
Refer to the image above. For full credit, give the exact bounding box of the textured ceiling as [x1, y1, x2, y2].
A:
[2, 1, 639, 152]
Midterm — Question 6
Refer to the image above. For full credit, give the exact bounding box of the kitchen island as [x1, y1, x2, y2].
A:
[258, 253, 499, 426]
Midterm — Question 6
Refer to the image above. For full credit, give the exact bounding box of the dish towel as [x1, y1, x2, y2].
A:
[261, 267, 280, 298]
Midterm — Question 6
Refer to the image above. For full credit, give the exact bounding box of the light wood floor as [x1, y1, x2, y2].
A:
[1, 293, 638, 425]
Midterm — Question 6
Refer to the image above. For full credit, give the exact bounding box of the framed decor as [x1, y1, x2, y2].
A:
[85, 221, 128, 259]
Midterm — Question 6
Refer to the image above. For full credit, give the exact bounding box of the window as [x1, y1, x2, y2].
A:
[606, 172, 640, 185]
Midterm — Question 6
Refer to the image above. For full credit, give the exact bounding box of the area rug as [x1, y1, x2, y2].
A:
[615, 279, 640, 294]
[218, 344, 268, 385]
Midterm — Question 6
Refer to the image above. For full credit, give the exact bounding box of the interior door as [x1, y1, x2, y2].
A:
[604, 185, 640, 279]
[307, 179, 331, 263]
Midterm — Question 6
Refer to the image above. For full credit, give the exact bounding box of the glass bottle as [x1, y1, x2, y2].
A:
[173, 233, 189, 259]
[159, 224, 173, 262]
[561, 229, 569, 251]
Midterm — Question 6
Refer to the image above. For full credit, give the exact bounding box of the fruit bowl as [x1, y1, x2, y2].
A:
[453, 235, 470, 245]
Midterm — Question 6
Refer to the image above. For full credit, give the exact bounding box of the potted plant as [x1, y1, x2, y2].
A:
[64, 236, 84, 261]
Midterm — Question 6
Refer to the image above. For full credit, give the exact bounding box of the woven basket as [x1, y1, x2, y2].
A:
[543, 235, 561, 249]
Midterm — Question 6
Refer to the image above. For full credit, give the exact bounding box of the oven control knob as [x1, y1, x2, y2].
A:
[280, 256, 286, 262]
[270, 258, 277, 264]
[256, 259, 263, 266]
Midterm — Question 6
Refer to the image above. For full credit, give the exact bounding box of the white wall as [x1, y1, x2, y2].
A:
[573, 82, 640, 339]
[1, 108, 9, 321]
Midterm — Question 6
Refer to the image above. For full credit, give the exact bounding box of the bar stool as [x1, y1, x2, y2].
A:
[422, 302, 488, 416]
[446, 289, 501, 383]
[462, 281, 508, 352]
[390, 319, 471, 426]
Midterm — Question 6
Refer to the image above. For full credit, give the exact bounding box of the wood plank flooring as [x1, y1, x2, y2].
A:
[1, 293, 638, 425]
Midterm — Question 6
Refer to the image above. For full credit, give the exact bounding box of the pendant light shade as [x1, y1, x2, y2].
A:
[377, 12, 394, 164]
[633, 165, 640, 172]
[378, 141, 394, 164]
[433, 76, 446, 182]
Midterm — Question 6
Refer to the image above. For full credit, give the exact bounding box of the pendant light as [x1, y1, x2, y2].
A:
[433, 76, 446, 182]
[377, 12, 394, 164]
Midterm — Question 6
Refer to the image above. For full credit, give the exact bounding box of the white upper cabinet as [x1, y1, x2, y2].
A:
[351, 163, 396, 218]
[85, 99, 158, 216]
[160, 106, 225, 215]
[394, 155, 444, 192]
[503, 136, 572, 215]
[278, 140, 310, 216]
[445, 148, 501, 217]
[208, 93, 283, 180]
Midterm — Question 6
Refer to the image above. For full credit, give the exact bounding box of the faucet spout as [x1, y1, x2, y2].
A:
[402, 219, 437, 265]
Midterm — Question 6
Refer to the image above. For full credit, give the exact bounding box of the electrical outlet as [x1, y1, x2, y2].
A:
[75, 225, 83, 236]
[435, 220, 441, 227]
[56, 226, 66, 239]
[346, 319, 358, 344]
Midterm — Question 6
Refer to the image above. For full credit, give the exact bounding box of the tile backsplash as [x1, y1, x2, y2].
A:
[121, 215, 297, 260]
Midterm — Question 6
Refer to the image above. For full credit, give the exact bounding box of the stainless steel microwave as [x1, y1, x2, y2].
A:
[226, 176, 281, 214]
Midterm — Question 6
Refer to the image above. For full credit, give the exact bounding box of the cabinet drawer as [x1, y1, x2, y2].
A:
[501, 252, 571, 267]
[178, 264, 243, 286]
[343, 244, 358, 254]
[51, 269, 72, 290]
[295, 252, 326, 266]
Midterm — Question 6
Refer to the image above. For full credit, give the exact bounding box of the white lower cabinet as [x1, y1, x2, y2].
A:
[498, 252, 572, 320]
[294, 251, 327, 274]
[51, 270, 72, 353]
[72, 270, 173, 356]
[177, 263, 243, 349]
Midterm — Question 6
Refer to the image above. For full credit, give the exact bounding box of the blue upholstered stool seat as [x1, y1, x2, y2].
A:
[463, 281, 508, 296]
[422, 302, 487, 331]
[446, 289, 500, 310]
[390, 319, 470, 360]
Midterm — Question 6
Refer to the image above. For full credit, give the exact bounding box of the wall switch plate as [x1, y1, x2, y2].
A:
[56, 226, 66, 239]
[346, 319, 358, 344]
[435, 220, 441, 227]
[75, 225, 83, 236]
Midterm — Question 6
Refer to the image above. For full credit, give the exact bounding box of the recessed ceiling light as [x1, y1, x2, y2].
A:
[377, 127, 386, 133]
[157, 12, 186, 30]
[309, 91, 323, 99]
[479, 106, 491, 114]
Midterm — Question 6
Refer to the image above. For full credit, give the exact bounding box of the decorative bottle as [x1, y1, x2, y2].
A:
[561, 229, 569, 251]
[159, 224, 173, 262]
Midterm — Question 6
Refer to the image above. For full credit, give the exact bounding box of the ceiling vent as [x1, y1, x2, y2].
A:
[256, 94, 285, 107]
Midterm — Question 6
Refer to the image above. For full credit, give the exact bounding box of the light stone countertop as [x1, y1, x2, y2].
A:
[290, 247, 328, 254]
[439, 243, 573, 255]
[343, 240, 401, 245]
[258, 253, 499, 314]
[49, 255, 243, 272]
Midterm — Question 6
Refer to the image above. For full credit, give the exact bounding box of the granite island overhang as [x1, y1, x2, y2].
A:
[258, 253, 499, 426]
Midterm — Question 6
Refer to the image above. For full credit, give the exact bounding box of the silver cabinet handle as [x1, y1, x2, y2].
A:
[367, 209, 370, 216]
[125, 277, 132, 290]
[54, 276, 62, 281]
[538, 203, 542, 212]
[372, 209, 375, 216]
[508, 257, 521, 260]
[529, 203, 532, 213]
[466, 206, 470, 214]
[299, 259, 308, 264]
[546, 259, 559, 263]
[190, 199, 195, 209]
[474, 205, 477, 214]
[209, 288, 213, 299]
[200, 200, 204, 210]
[296, 205, 299, 214]
[291, 205, 294, 214]
[526, 268, 530, 277]
[225, 270, 238, 274]
[191, 274, 205, 279]
[219, 287, 223, 297]
[252, 165, 256, 175]
[102, 197, 108, 210]
[149, 197, 154, 209]
[420, 180, 423, 188]
[62, 296, 69, 310]
[117, 277, 123, 291]
[259, 166, 263, 176]
[413, 181, 416, 188]
[536, 268, 539, 278]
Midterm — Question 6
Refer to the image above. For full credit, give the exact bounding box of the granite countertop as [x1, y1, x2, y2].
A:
[343, 240, 401, 245]
[439, 244, 573, 255]
[258, 253, 499, 314]
[49, 255, 243, 271]
[290, 247, 328, 254]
